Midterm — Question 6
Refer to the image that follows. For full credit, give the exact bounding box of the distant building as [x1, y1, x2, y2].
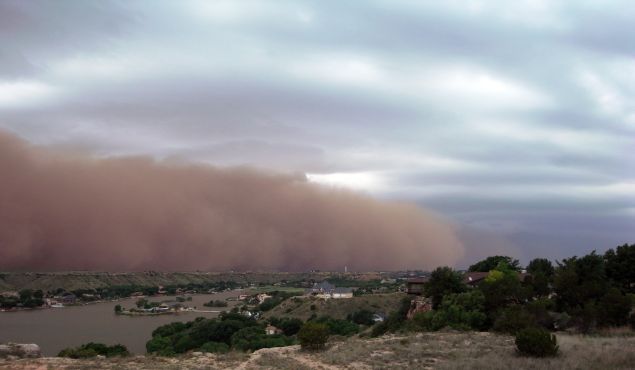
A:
[265, 325, 283, 335]
[463, 272, 489, 287]
[306, 282, 354, 299]
[332, 287, 354, 299]
[406, 277, 428, 295]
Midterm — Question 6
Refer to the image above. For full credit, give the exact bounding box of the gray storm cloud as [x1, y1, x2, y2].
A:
[0, 130, 464, 271]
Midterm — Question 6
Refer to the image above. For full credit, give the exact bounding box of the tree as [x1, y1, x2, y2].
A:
[597, 287, 631, 327]
[424, 267, 466, 309]
[604, 244, 635, 293]
[349, 309, 375, 326]
[526, 258, 554, 278]
[415, 290, 487, 331]
[135, 298, 149, 309]
[479, 262, 524, 315]
[298, 322, 329, 350]
[469, 256, 521, 272]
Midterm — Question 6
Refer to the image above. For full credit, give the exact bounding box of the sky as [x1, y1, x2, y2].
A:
[0, 0, 633, 267]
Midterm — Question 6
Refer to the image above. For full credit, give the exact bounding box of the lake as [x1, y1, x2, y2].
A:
[0, 290, 246, 355]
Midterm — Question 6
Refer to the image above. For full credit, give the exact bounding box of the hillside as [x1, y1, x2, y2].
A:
[262, 293, 406, 321]
[0, 272, 331, 292]
[4, 331, 634, 369]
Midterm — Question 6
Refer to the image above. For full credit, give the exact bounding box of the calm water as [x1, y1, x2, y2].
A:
[0, 290, 245, 355]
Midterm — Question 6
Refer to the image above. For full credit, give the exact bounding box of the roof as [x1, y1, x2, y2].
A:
[313, 281, 335, 291]
[463, 272, 489, 284]
[406, 277, 429, 284]
[333, 287, 354, 294]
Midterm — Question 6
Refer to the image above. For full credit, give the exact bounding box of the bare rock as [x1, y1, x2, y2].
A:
[0, 343, 41, 359]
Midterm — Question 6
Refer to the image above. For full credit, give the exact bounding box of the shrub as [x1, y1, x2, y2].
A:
[349, 309, 375, 326]
[204, 300, 228, 307]
[493, 306, 536, 334]
[515, 327, 558, 357]
[200, 341, 229, 353]
[58, 343, 130, 358]
[146, 336, 171, 354]
[298, 322, 329, 350]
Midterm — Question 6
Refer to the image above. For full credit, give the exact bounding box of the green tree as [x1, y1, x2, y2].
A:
[469, 256, 521, 272]
[298, 322, 329, 350]
[424, 267, 466, 309]
[415, 290, 487, 331]
[349, 309, 375, 326]
[597, 287, 631, 327]
[604, 244, 635, 293]
[527, 258, 554, 278]
[478, 262, 524, 315]
[135, 298, 149, 309]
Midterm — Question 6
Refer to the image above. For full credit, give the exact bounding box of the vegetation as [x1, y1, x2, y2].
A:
[297, 322, 329, 350]
[146, 313, 293, 356]
[203, 299, 228, 308]
[257, 290, 303, 312]
[0, 289, 45, 309]
[515, 327, 559, 357]
[381, 244, 635, 340]
[58, 343, 130, 358]
[469, 255, 521, 272]
[423, 267, 465, 309]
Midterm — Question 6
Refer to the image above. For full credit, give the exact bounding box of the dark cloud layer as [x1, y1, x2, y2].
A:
[0, 130, 464, 271]
[0, 1, 633, 266]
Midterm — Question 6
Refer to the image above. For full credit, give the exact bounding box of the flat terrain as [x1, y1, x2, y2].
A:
[3, 331, 634, 369]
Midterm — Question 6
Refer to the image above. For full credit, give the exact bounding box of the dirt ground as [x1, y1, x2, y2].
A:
[2, 331, 634, 369]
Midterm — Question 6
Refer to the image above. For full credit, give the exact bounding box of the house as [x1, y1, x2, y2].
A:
[60, 293, 77, 304]
[463, 271, 531, 287]
[307, 281, 336, 295]
[256, 293, 272, 304]
[406, 277, 428, 295]
[463, 272, 489, 287]
[265, 325, 283, 335]
[332, 287, 354, 299]
[306, 282, 354, 299]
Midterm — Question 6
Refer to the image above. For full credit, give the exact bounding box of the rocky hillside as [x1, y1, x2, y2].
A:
[3, 332, 634, 369]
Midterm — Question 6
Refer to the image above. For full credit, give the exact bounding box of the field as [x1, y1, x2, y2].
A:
[262, 293, 406, 321]
[3, 331, 634, 369]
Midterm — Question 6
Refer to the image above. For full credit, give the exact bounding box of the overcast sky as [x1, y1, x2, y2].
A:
[1, 0, 633, 265]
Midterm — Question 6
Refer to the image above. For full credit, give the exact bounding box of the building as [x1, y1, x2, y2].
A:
[332, 287, 354, 299]
[463, 272, 490, 287]
[406, 277, 428, 295]
[306, 281, 354, 299]
[265, 325, 283, 335]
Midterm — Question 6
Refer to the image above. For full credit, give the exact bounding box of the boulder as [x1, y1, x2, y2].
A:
[0, 343, 41, 359]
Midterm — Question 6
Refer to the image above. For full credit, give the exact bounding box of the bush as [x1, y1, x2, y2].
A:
[493, 306, 536, 334]
[348, 309, 375, 326]
[515, 327, 558, 357]
[200, 341, 229, 353]
[204, 300, 228, 307]
[58, 342, 130, 358]
[298, 322, 329, 350]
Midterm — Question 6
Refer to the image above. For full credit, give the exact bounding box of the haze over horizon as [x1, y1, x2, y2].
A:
[0, 1, 633, 269]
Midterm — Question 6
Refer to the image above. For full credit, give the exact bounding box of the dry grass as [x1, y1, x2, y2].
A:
[3, 330, 634, 369]
[263, 293, 405, 321]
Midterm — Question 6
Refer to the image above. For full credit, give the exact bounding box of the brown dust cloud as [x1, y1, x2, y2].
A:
[0, 130, 464, 271]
